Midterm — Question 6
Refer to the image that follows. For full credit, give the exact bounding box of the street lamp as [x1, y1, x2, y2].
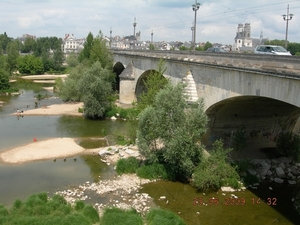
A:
[192, 0, 200, 51]
[282, 4, 293, 49]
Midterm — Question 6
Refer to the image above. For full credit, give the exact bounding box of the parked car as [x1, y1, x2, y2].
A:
[206, 47, 226, 52]
[254, 45, 291, 56]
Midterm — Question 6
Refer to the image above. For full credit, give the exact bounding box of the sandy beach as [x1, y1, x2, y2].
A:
[18, 102, 84, 116]
[0, 138, 86, 164]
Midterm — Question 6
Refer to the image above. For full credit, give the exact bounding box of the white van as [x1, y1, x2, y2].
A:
[254, 45, 291, 56]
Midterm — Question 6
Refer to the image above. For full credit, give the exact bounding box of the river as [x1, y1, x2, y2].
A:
[0, 81, 299, 224]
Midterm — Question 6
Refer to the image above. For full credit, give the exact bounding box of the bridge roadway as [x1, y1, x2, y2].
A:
[113, 50, 300, 154]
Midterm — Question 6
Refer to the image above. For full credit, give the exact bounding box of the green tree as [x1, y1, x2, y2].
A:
[193, 140, 240, 191]
[79, 32, 94, 62]
[21, 37, 36, 53]
[203, 41, 213, 51]
[18, 55, 44, 75]
[66, 52, 79, 67]
[149, 43, 155, 50]
[137, 59, 169, 111]
[137, 83, 208, 181]
[57, 64, 86, 101]
[287, 42, 300, 55]
[89, 31, 113, 69]
[0, 32, 12, 53]
[6, 40, 19, 74]
[78, 61, 115, 118]
[0, 69, 10, 91]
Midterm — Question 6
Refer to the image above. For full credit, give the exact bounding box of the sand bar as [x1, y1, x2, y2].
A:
[21, 74, 68, 80]
[18, 102, 83, 116]
[0, 138, 86, 164]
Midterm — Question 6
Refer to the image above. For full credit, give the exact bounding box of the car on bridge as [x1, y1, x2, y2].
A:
[254, 45, 291, 56]
[206, 47, 226, 52]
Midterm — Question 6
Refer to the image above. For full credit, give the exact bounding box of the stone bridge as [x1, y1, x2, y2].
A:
[113, 50, 300, 154]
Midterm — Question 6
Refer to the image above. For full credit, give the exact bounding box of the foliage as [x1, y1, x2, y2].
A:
[0, 192, 98, 225]
[146, 208, 186, 225]
[0, 32, 12, 53]
[100, 207, 143, 225]
[79, 32, 94, 62]
[137, 59, 169, 111]
[193, 140, 240, 191]
[230, 125, 247, 158]
[137, 83, 208, 181]
[149, 43, 155, 50]
[264, 39, 286, 47]
[89, 31, 113, 69]
[179, 46, 190, 51]
[233, 158, 255, 173]
[0, 69, 10, 91]
[116, 157, 140, 175]
[6, 40, 19, 74]
[203, 41, 213, 51]
[136, 163, 170, 180]
[18, 55, 44, 75]
[66, 52, 79, 67]
[276, 131, 300, 162]
[57, 61, 115, 118]
[287, 42, 300, 55]
[78, 62, 115, 118]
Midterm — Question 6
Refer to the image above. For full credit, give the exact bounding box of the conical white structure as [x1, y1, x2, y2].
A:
[182, 70, 198, 103]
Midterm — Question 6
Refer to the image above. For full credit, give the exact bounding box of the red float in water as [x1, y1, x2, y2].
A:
[33, 138, 37, 142]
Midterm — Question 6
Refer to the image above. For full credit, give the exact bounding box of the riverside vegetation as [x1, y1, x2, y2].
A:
[2, 30, 300, 223]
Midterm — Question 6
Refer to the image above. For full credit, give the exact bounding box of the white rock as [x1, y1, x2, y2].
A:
[111, 116, 117, 120]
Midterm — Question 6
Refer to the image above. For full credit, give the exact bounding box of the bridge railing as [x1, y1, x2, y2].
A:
[113, 49, 300, 79]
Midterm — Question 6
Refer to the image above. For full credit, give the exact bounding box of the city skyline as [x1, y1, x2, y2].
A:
[1, 0, 300, 45]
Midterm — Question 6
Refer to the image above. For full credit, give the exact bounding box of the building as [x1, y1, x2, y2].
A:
[62, 34, 85, 56]
[233, 23, 268, 52]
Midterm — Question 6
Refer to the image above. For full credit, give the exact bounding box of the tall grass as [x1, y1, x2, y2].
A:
[116, 157, 140, 174]
[100, 207, 143, 225]
[146, 208, 186, 225]
[136, 163, 169, 180]
[0, 192, 99, 225]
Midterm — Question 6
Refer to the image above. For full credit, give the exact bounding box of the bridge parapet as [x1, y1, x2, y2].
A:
[113, 50, 300, 79]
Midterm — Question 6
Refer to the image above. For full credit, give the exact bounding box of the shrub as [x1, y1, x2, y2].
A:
[136, 163, 169, 180]
[75, 200, 85, 211]
[146, 208, 186, 225]
[276, 131, 300, 162]
[82, 205, 99, 223]
[116, 157, 140, 175]
[193, 140, 240, 191]
[100, 207, 143, 225]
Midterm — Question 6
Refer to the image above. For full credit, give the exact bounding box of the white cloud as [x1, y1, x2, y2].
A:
[0, 0, 299, 45]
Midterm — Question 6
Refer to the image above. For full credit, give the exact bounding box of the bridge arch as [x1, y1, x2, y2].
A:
[205, 95, 300, 155]
[113, 62, 125, 92]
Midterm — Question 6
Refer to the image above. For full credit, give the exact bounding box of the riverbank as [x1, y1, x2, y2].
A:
[13, 102, 83, 116]
[0, 138, 88, 164]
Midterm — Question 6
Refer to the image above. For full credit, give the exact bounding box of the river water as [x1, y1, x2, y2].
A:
[0, 81, 300, 224]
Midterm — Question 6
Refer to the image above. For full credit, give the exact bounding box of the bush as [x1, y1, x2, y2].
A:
[193, 140, 240, 191]
[276, 131, 300, 162]
[136, 163, 169, 180]
[0, 192, 99, 225]
[75, 200, 85, 211]
[116, 157, 140, 175]
[82, 205, 99, 223]
[100, 207, 143, 225]
[146, 208, 186, 225]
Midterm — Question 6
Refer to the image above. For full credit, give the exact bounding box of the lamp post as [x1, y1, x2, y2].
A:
[282, 4, 293, 49]
[192, 0, 200, 51]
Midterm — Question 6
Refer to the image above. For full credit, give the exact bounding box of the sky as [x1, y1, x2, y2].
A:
[1, 0, 300, 45]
